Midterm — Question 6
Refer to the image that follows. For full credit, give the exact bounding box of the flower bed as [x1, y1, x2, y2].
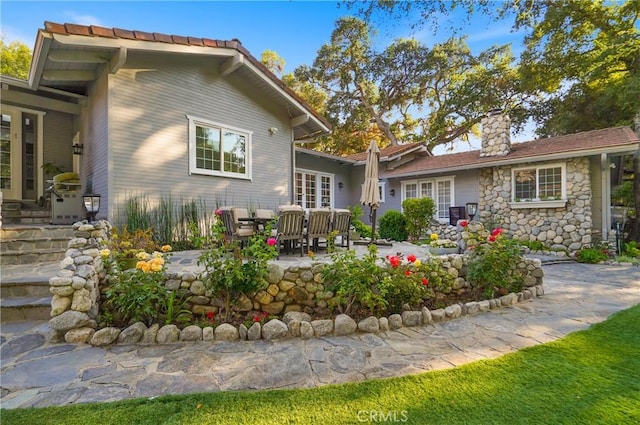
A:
[47, 220, 545, 345]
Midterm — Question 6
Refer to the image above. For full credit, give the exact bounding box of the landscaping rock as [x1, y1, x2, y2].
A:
[401, 311, 422, 327]
[421, 307, 433, 324]
[287, 320, 301, 337]
[215, 324, 239, 341]
[300, 321, 314, 339]
[500, 293, 518, 306]
[311, 319, 333, 337]
[189, 280, 206, 296]
[180, 325, 202, 341]
[262, 301, 285, 315]
[90, 327, 121, 346]
[49, 310, 91, 331]
[50, 286, 74, 297]
[71, 288, 92, 312]
[357, 317, 379, 333]
[156, 325, 180, 343]
[266, 263, 285, 284]
[278, 280, 296, 292]
[64, 327, 95, 343]
[202, 326, 214, 342]
[262, 319, 289, 340]
[378, 317, 389, 331]
[117, 322, 146, 344]
[444, 304, 462, 319]
[431, 309, 445, 322]
[238, 324, 248, 340]
[465, 302, 479, 315]
[334, 314, 357, 335]
[50, 295, 71, 317]
[248, 322, 261, 341]
[282, 311, 312, 324]
[388, 314, 403, 330]
[478, 300, 491, 312]
[141, 324, 159, 344]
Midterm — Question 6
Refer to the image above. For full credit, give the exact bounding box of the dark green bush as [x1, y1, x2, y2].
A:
[575, 246, 610, 263]
[348, 205, 372, 239]
[379, 210, 408, 241]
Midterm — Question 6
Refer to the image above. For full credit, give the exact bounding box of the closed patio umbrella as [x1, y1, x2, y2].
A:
[360, 140, 381, 244]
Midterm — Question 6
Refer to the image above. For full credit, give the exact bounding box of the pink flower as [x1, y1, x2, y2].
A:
[407, 254, 417, 263]
[460, 220, 468, 227]
[267, 237, 277, 246]
[215, 208, 222, 216]
[488, 235, 497, 242]
[389, 256, 401, 268]
[422, 278, 429, 286]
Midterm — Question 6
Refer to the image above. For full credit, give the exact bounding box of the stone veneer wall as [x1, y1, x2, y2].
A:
[479, 157, 592, 250]
[480, 111, 511, 157]
[49, 221, 545, 345]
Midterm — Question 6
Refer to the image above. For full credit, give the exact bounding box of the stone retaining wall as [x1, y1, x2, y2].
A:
[49, 221, 545, 345]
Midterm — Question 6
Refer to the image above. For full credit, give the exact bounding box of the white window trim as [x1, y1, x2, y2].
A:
[187, 115, 252, 180]
[510, 163, 567, 208]
[378, 181, 386, 203]
[401, 176, 455, 224]
[295, 168, 335, 209]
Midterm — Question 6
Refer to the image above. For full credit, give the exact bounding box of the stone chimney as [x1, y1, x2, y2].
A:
[480, 109, 511, 157]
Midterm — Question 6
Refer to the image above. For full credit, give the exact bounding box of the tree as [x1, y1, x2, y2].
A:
[0, 39, 31, 79]
[296, 17, 531, 154]
[260, 50, 286, 77]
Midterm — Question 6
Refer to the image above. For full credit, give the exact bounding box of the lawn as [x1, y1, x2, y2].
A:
[3, 304, 639, 425]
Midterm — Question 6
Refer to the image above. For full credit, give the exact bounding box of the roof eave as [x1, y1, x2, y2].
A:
[382, 142, 640, 179]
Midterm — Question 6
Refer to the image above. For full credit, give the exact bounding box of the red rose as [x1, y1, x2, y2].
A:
[407, 254, 417, 263]
[422, 278, 429, 286]
[405, 270, 411, 276]
[491, 228, 503, 237]
[488, 235, 497, 242]
[206, 311, 215, 320]
[389, 256, 401, 268]
[460, 220, 468, 227]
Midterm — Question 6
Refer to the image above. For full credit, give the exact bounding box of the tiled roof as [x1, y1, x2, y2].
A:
[41, 21, 330, 130]
[347, 142, 427, 162]
[382, 126, 639, 177]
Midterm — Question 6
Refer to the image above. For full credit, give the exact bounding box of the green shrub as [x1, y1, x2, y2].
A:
[379, 210, 408, 241]
[623, 241, 640, 257]
[575, 246, 610, 263]
[402, 197, 436, 241]
[466, 226, 525, 298]
[348, 204, 372, 239]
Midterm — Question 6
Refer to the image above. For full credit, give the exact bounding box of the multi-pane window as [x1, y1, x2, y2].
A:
[513, 164, 564, 201]
[189, 116, 251, 179]
[295, 170, 334, 208]
[0, 114, 12, 189]
[401, 177, 455, 221]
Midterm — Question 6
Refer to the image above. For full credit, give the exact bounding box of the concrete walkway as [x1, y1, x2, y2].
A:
[1, 261, 638, 409]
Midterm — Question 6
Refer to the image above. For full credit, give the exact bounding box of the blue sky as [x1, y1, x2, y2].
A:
[0, 0, 532, 148]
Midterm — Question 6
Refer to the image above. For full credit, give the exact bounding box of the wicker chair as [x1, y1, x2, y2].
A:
[275, 206, 305, 258]
[332, 209, 352, 248]
[305, 208, 333, 252]
[219, 206, 255, 245]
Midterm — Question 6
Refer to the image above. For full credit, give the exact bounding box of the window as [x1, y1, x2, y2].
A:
[512, 164, 565, 202]
[188, 116, 251, 179]
[378, 182, 386, 203]
[295, 169, 334, 208]
[401, 177, 455, 222]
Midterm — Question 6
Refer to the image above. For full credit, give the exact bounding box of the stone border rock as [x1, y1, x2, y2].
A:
[82, 284, 545, 345]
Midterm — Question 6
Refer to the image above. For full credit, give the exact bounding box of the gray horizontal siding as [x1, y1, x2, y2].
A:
[108, 53, 293, 218]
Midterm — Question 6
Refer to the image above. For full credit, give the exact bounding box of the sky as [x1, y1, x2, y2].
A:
[0, 0, 532, 150]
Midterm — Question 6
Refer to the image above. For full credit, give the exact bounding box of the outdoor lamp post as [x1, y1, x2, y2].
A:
[83, 193, 101, 222]
[466, 202, 478, 221]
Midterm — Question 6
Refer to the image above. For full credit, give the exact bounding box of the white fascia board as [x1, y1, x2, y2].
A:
[28, 31, 53, 89]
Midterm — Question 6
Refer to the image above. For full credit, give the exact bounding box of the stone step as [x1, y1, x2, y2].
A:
[0, 249, 67, 266]
[0, 225, 74, 265]
[0, 225, 74, 241]
[1, 278, 51, 298]
[0, 295, 51, 323]
[1, 237, 71, 255]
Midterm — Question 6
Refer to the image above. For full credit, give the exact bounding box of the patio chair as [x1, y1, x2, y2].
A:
[254, 208, 276, 232]
[331, 209, 352, 249]
[219, 206, 255, 246]
[275, 206, 305, 258]
[305, 208, 333, 253]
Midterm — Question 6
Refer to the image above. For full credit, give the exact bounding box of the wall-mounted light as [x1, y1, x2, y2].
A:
[389, 189, 395, 197]
[73, 143, 84, 155]
[466, 202, 478, 221]
[83, 193, 101, 222]
[338, 182, 344, 190]
[268, 127, 278, 135]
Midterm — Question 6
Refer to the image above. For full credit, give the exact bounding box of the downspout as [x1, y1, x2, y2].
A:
[291, 132, 296, 205]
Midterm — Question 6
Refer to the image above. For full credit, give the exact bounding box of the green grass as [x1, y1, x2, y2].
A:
[3, 305, 640, 425]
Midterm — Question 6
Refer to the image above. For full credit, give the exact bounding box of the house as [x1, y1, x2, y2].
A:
[0, 22, 330, 222]
[296, 110, 639, 250]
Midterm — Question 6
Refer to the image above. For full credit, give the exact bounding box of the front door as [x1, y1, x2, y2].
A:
[0, 106, 41, 201]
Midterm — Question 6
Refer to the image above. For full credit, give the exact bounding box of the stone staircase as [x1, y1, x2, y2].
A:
[2, 200, 51, 225]
[1, 222, 73, 323]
